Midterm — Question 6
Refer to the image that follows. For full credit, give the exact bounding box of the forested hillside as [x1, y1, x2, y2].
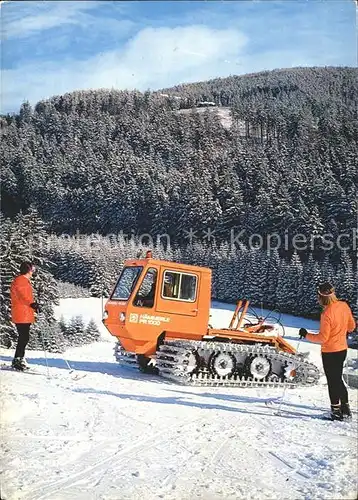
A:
[1, 66, 357, 332]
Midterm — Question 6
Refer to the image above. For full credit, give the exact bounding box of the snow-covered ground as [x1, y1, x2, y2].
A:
[1, 299, 357, 500]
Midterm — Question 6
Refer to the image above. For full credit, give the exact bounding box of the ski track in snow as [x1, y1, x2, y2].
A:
[1, 299, 357, 500]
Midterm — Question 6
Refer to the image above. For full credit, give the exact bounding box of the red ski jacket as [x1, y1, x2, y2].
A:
[306, 301, 356, 353]
[10, 275, 35, 324]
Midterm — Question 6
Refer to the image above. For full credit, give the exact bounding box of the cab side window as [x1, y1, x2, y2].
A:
[180, 274, 197, 301]
[133, 268, 158, 308]
[162, 271, 197, 302]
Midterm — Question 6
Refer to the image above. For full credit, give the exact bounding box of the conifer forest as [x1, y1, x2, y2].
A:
[1, 66, 357, 348]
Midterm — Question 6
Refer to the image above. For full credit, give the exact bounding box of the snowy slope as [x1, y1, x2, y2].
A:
[1, 299, 357, 500]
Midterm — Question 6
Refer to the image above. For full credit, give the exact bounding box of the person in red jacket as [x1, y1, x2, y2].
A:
[10, 261, 39, 370]
[299, 282, 356, 421]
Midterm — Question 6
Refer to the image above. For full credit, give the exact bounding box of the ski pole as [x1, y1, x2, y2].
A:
[275, 336, 303, 415]
[61, 354, 74, 374]
[35, 285, 51, 379]
[38, 327, 51, 379]
[39, 322, 76, 377]
[36, 284, 83, 380]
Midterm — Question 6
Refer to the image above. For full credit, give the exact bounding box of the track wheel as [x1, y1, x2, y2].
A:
[248, 355, 271, 380]
[284, 362, 297, 380]
[182, 350, 199, 374]
[209, 351, 236, 377]
[137, 355, 158, 374]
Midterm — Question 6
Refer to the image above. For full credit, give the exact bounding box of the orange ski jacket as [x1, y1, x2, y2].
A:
[10, 275, 35, 324]
[306, 301, 356, 353]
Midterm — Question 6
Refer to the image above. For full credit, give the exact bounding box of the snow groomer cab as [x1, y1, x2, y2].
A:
[102, 251, 211, 358]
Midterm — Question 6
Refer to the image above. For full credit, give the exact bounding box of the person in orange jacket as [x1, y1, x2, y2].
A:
[299, 282, 356, 421]
[10, 261, 39, 370]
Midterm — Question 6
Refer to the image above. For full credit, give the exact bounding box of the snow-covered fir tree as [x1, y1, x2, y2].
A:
[85, 319, 101, 343]
[65, 316, 86, 347]
[2, 68, 356, 320]
[301, 254, 322, 315]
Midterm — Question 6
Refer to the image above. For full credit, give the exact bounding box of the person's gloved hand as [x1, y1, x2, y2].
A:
[299, 327, 308, 339]
[30, 302, 39, 312]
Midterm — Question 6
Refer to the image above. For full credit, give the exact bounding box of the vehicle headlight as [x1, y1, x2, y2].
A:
[102, 310, 109, 320]
[119, 312, 126, 322]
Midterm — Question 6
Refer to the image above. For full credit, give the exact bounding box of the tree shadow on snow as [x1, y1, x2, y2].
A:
[165, 388, 327, 413]
[0, 354, 164, 384]
[71, 387, 326, 421]
[0, 354, 335, 418]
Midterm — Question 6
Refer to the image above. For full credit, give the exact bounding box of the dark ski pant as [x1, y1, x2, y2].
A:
[321, 350, 348, 406]
[14, 323, 31, 359]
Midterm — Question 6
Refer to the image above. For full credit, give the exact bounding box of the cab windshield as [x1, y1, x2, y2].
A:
[111, 266, 143, 300]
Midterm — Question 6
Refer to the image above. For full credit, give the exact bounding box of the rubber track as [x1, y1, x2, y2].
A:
[155, 340, 320, 388]
[114, 343, 137, 367]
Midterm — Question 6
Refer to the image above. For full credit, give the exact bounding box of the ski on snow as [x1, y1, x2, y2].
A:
[264, 400, 353, 422]
[0, 363, 43, 375]
[0, 363, 87, 381]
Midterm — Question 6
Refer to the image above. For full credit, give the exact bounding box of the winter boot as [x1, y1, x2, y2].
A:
[12, 357, 29, 371]
[12, 357, 25, 371]
[330, 405, 343, 421]
[341, 403, 352, 419]
[20, 357, 30, 369]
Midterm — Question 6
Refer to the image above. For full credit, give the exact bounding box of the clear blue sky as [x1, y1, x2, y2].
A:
[1, 0, 356, 113]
